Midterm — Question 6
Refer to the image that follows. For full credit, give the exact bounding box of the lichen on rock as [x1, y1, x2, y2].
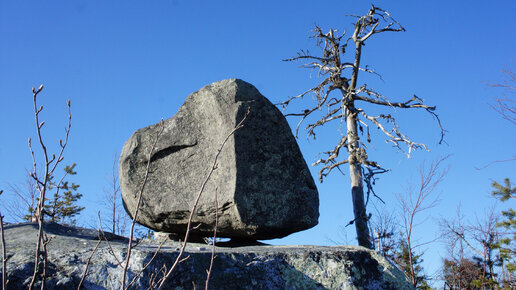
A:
[3, 223, 413, 289]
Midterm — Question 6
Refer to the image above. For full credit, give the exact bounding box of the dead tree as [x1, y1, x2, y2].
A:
[27, 85, 72, 289]
[280, 5, 444, 248]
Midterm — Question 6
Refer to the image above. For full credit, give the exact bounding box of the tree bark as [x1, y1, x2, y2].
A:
[346, 107, 372, 249]
[345, 40, 372, 249]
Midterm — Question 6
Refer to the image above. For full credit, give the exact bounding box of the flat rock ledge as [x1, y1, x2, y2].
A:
[1, 223, 412, 289]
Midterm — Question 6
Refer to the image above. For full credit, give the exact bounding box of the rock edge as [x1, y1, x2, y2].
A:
[2, 222, 412, 289]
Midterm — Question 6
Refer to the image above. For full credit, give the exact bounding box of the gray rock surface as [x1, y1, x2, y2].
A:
[1, 223, 413, 289]
[119, 79, 319, 240]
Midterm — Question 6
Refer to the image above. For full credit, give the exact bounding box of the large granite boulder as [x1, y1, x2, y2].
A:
[119, 79, 319, 240]
[3, 223, 413, 289]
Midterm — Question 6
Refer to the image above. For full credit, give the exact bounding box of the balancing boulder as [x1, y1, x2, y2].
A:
[119, 79, 319, 240]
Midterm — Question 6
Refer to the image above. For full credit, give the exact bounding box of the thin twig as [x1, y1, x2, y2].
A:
[92, 214, 126, 288]
[121, 120, 165, 290]
[77, 231, 102, 290]
[157, 107, 250, 289]
[126, 239, 165, 289]
[397, 156, 449, 286]
[96, 212, 123, 267]
[205, 188, 219, 290]
[475, 157, 516, 170]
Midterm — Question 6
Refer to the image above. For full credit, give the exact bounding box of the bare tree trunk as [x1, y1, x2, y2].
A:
[346, 40, 371, 249]
[346, 107, 372, 249]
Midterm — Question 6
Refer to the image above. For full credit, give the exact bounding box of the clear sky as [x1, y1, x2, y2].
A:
[1, 0, 515, 285]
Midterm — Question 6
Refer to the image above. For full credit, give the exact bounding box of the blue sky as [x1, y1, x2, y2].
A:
[1, 0, 515, 284]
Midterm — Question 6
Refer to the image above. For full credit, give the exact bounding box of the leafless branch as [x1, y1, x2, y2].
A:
[4, 172, 38, 222]
[489, 62, 516, 125]
[492, 97, 516, 125]
[362, 166, 389, 206]
[99, 153, 129, 236]
[28, 85, 72, 290]
[280, 6, 443, 179]
[347, 5, 404, 45]
[96, 212, 123, 267]
[157, 107, 250, 289]
[126, 239, 165, 289]
[369, 204, 399, 259]
[443, 205, 501, 287]
[77, 231, 102, 290]
[121, 120, 165, 290]
[205, 188, 219, 290]
[397, 156, 448, 286]
[475, 157, 516, 170]
[447, 225, 484, 258]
